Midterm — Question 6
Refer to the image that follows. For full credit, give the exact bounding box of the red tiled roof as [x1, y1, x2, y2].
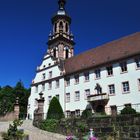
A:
[64, 32, 140, 74]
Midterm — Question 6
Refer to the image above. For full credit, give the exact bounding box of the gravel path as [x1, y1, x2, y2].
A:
[0, 120, 66, 140]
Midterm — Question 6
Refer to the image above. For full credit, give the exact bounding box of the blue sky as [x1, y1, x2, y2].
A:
[0, 0, 140, 88]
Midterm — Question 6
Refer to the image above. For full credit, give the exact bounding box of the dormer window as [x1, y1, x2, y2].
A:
[107, 66, 113, 76]
[135, 57, 140, 68]
[74, 75, 79, 84]
[120, 62, 127, 73]
[84, 72, 89, 82]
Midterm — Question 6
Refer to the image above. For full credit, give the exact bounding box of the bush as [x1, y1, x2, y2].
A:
[120, 106, 136, 115]
[47, 97, 64, 120]
[81, 109, 92, 119]
[39, 119, 59, 132]
[2, 119, 24, 140]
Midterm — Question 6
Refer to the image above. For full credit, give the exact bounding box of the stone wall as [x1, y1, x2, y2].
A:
[0, 111, 17, 121]
[54, 114, 140, 140]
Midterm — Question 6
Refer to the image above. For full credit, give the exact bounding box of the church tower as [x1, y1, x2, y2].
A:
[47, 0, 75, 60]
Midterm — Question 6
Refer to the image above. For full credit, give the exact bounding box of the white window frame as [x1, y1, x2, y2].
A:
[66, 93, 70, 103]
[66, 111, 71, 118]
[108, 84, 115, 95]
[75, 91, 80, 101]
[122, 81, 130, 93]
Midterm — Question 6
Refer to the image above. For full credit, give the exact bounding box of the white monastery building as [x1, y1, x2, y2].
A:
[28, 0, 140, 119]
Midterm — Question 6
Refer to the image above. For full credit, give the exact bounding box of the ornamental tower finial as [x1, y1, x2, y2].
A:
[58, 0, 66, 10]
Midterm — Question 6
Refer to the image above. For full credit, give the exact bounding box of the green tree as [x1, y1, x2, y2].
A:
[0, 86, 14, 115]
[0, 81, 30, 118]
[13, 81, 30, 119]
[81, 109, 92, 119]
[121, 106, 136, 115]
[47, 97, 64, 120]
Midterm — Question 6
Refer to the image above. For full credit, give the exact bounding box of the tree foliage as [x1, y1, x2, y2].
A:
[120, 106, 137, 115]
[0, 81, 30, 118]
[47, 97, 64, 120]
[81, 109, 92, 119]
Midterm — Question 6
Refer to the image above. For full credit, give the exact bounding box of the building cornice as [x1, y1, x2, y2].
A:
[36, 63, 58, 73]
[31, 75, 63, 87]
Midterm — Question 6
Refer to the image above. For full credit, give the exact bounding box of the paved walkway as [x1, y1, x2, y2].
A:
[0, 120, 66, 140]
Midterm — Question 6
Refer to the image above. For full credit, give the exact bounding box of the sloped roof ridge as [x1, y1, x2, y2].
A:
[65, 31, 140, 62]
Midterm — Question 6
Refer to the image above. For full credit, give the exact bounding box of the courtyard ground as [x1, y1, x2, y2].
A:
[0, 120, 66, 140]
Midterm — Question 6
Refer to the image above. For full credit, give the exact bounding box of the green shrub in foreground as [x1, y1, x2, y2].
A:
[121, 106, 136, 115]
[39, 119, 58, 132]
[81, 109, 92, 119]
[47, 97, 64, 120]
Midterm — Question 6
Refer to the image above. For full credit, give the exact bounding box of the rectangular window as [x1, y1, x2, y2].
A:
[95, 69, 101, 79]
[48, 82, 52, 89]
[84, 72, 89, 82]
[66, 111, 71, 118]
[75, 91, 80, 101]
[75, 110, 80, 117]
[85, 89, 90, 99]
[35, 85, 38, 93]
[42, 73, 46, 80]
[56, 80, 59, 88]
[135, 58, 140, 68]
[56, 95, 59, 101]
[49, 71, 52, 78]
[66, 78, 70, 86]
[48, 96, 52, 104]
[120, 62, 127, 73]
[108, 84, 115, 95]
[107, 66, 113, 76]
[122, 81, 130, 93]
[74, 75, 79, 84]
[42, 84, 45, 91]
[66, 93, 70, 103]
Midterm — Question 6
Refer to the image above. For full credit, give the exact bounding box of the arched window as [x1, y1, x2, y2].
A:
[53, 48, 56, 57]
[66, 48, 69, 59]
[66, 23, 68, 32]
[54, 23, 57, 32]
[59, 21, 63, 29]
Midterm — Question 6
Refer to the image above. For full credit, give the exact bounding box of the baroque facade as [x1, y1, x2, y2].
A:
[28, 0, 140, 119]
